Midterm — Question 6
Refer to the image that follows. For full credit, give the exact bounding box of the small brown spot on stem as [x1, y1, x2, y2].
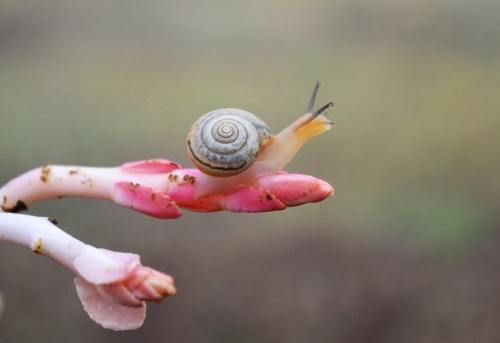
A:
[80, 176, 93, 188]
[69, 170, 78, 175]
[183, 175, 196, 184]
[40, 165, 51, 183]
[32, 238, 43, 254]
[151, 193, 156, 201]
[168, 174, 178, 182]
[123, 182, 140, 193]
[1, 199, 28, 213]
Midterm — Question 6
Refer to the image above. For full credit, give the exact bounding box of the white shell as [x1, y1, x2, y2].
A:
[186, 108, 273, 176]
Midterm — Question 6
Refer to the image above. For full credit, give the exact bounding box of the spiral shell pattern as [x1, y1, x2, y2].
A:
[186, 108, 273, 176]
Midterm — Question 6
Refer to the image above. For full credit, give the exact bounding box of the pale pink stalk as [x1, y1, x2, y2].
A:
[0, 161, 333, 218]
[0, 213, 176, 330]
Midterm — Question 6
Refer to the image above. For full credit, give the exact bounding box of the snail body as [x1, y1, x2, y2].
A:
[186, 109, 273, 177]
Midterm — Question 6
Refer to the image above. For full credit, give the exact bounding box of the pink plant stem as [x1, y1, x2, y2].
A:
[0, 160, 333, 218]
[0, 164, 169, 212]
[0, 212, 83, 272]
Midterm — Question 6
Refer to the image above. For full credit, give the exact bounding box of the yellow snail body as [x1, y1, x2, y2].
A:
[186, 81, 334, 197]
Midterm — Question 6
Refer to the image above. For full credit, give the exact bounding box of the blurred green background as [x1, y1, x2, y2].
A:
[1, 0, 500, 342]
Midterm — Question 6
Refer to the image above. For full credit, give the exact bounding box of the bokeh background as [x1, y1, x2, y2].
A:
[1, 0, 500, 342]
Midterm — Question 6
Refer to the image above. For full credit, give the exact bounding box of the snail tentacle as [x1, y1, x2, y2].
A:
[306, 80, 322, 114]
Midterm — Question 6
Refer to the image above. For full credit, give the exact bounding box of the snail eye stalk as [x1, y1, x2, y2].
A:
[306, 80, 321, 115]
[294, 80, 334, 132]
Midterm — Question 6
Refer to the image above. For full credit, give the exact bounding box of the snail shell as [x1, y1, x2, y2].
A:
[186, 108, 273, 177]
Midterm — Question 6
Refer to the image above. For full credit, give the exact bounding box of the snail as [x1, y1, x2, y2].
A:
[186, 81, 334, 196]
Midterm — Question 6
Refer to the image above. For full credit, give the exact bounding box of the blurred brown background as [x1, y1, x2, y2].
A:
[1, 0, 500, 342]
